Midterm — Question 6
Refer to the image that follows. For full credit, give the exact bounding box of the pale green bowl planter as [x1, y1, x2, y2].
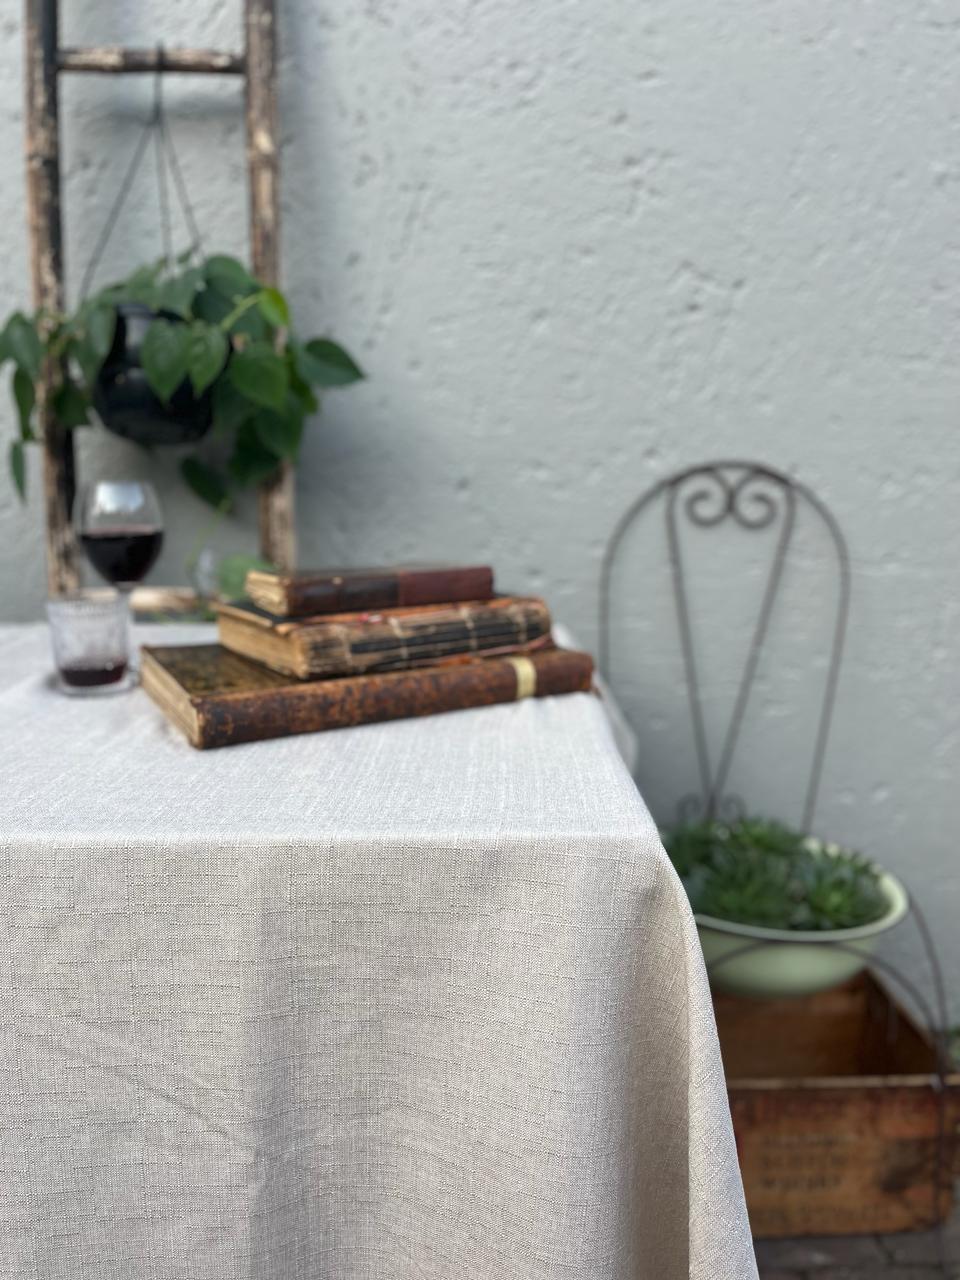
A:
[697, 869, 910, 999]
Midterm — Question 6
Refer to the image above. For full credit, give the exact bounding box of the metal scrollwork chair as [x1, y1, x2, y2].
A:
[599, 459, 850, 831]
[599, 460, 955, 1256]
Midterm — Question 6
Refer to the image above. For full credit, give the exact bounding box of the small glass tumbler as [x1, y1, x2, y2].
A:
[46, 591, 136, 696]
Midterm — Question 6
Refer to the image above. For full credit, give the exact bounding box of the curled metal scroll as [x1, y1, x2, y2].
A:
[598, 460, 850, 831]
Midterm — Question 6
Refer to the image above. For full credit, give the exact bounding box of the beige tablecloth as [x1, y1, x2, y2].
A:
[0, 624, 756, 1279]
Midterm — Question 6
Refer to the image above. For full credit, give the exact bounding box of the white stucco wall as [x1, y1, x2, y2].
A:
[0, 4, 957, 1015]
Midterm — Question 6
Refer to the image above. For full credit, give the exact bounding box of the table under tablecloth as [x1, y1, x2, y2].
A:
[0, 623, 756, 1280]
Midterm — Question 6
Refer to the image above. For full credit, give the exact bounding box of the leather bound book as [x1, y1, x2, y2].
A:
[245, 564, 494, 617]
[214, 596, 552, 680]
[141, 644, 595, 749]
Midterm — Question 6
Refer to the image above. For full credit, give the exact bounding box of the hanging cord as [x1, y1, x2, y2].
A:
[77, 45, 207, 300]
[159, 107, 205, 259]
[77, 116, 155, 299]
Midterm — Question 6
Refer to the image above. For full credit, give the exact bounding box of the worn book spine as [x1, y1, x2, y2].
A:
[216, 596, 553, 679]
[247, 565, 495, 617]
[188, 650, 593, 748]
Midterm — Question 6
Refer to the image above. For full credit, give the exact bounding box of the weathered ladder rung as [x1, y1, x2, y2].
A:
[57, 47, 245, 76]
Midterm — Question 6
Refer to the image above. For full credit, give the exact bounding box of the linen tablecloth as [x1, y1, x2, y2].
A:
[0, 623, 756, 1280]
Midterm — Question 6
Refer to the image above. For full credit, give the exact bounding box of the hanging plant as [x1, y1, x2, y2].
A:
[0, 251, 363, 509]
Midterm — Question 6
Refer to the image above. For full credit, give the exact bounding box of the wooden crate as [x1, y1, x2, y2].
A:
[714, 973, 960, 1238]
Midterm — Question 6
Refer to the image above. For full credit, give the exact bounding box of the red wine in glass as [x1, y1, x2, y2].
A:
[76, 481, 164, 588]
[59, 658, 129, 688]
[80, 527, 163, 585]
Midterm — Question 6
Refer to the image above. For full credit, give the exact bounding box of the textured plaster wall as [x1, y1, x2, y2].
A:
[0, 4, 957, 1013]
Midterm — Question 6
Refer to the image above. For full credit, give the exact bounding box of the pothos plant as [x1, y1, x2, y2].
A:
[0, 251, 363, 508]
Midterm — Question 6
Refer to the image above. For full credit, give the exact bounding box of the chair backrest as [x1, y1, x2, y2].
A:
[598, 460, 850, 831]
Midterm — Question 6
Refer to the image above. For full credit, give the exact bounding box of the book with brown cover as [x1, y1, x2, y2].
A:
[141, 644, 595, 749]
[215, 596, 552, 680]
[245, 563, 494, 617]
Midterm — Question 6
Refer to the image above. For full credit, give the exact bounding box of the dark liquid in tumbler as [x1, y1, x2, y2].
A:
[81, 527, 163, 584]
[59, 659, 128, 688]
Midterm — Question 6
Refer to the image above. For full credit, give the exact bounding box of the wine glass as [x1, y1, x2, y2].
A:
[76, 481, 164, 592]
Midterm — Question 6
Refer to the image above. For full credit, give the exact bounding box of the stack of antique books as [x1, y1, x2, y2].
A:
[142, 564, 594, 748]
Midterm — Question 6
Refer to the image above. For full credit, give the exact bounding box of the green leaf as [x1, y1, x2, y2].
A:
[69, 336, 102, 389]
[140, 318, 190, 402]
[85, 305, 116, 361]
[186, 324, 228, 396]
[156, 267, 205, 319]
[217, 553, 274, 601]
[196, 280, 267, 341]
[251, 397, 305, 461]
[257, 287, 290, 329]
[180, 456, 232, 511]
[66, 302, 113, 386]
[119, 262, 165, 309]
[9, 440, 25, 499]
[4, 313, 43, 379]
[211, 377, 253, 438]
[192, 286, 233, 327]
[295, 337, 364, 388]
[228, 341, 288, 411]
[204, 255, 255, 300]
[289, 364, 319, 415]
[12, 368, 35, 439]
[228, 420, 282, 486]
[52, 380, 91, 429]
[227, 303, 269, 343]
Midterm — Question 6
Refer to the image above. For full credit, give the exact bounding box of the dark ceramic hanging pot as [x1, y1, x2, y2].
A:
[93, 302, 214, 447]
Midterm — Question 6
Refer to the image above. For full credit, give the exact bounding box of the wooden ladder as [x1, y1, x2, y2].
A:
[23, 0, 294, 597]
